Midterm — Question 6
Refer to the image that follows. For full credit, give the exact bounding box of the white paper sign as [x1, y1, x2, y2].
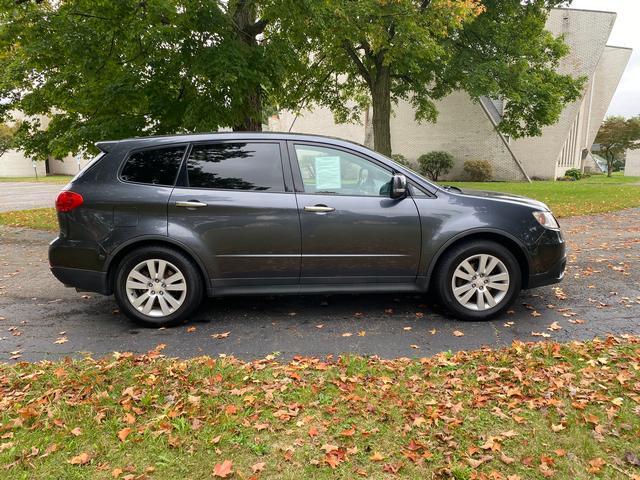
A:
[314, 156, 341, 190]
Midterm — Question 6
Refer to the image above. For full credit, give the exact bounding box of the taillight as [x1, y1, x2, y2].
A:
[55, 191, 84, 212]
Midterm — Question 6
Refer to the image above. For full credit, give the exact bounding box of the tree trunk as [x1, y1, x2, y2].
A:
[606, 150, 613, 177]
[232, 0, 263, 132]
[371, 66, 392, 156]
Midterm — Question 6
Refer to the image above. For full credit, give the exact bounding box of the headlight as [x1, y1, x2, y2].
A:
[532, 211, 560, 230]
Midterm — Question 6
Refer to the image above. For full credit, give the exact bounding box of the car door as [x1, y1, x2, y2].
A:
[289, 141, 422, 284]
[168, 140, 301, 289]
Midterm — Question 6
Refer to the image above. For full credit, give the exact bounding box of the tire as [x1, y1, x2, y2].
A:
[434, 240, 521, 321]
[114, 246, 204, 327]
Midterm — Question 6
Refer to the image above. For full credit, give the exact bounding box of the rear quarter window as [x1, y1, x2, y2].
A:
[120, 146, 186, 186]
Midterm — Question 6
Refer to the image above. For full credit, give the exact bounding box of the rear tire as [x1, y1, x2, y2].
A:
[434, 240, 521, 321]
[114, 246, 203, 327]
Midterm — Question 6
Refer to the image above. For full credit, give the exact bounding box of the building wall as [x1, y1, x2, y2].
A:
[625, 149, 640, 177]
[0, 150, 46, 177]
[48, 155, 91, 175]
[509, 8, 617, 179]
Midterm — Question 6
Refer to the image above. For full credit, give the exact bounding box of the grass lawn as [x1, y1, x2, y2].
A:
[448, 174, 640, 218]
[1, 338, 639, 479]
[0, 175, 73, 185]
[0, 208, 58, 231]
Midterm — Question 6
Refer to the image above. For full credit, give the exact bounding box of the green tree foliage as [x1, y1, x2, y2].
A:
[0, 0, 293, 159]
[0, 123, 17, 157]
[418, 151, 454, 181]
[277, 0, 584, 156]
[595, 116, 640, 177]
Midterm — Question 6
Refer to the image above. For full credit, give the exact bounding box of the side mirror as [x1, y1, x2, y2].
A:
[390, 174, 407, 199]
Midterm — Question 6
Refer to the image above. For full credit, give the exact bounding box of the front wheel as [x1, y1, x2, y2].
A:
[114, 246, 203, 327]
[435, 240, 521, 321]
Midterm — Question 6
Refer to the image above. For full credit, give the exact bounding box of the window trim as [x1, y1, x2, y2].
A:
[176, 140, 292, 194]
[288, 141, 399, 198]
[118, 143, 189, 188]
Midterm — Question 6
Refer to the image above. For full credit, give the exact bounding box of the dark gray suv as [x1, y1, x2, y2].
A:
[49, 133, 565, 326]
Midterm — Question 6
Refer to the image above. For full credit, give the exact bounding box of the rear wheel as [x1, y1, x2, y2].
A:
[435, 240, 521, 321]
[114, 246, 203, 327]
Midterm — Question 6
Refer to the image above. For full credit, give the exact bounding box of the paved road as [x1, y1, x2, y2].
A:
[0, 182, 64, 212]
[1, 209, 639, 362]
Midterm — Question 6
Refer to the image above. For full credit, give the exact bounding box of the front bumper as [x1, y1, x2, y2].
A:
[525, 228, 566, 289]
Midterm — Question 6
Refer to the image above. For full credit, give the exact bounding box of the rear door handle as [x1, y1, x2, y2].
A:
[304, 205, 335, 213]
[175, 200, 208, 208]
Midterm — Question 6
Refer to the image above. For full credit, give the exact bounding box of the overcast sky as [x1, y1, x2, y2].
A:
[569, 0, 639, 118]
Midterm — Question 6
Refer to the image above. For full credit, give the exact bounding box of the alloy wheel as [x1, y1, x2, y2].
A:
[451, 254, 510, 311]
[125, 259, 187, 317]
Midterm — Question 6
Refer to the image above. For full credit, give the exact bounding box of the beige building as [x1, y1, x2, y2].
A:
[269, 8, 632, 181]
[0, 111, 91, 177]
[624, 149, 640, 177]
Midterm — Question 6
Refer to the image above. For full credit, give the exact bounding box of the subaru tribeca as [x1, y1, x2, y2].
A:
[49, 133, 566, 327]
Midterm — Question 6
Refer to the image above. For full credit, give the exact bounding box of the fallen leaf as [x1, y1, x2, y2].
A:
[453, 330, 464, 337]
[70, 427, 82, 436]
[54, 336, 68, 344]
[341, 332, 352, 337]
[211, 332, 230, 339]
[251, 462, 266, 473]
[117, 427, 132, 442]
[370, 451, 385, 462]
[547, 321, 562, 331]
[213, 459, 233, 478]
[69, 452, 92, 465]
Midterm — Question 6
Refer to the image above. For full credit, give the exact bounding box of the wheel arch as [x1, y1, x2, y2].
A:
[426, 229, 531, 290]
[105, 236, 211, 295]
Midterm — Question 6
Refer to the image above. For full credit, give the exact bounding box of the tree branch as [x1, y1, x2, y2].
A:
[342, 42, 372, 88]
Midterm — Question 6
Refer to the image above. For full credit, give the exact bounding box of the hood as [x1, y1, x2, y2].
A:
[450, 187, 550, 211]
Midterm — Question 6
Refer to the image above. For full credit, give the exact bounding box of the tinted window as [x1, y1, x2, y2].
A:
[120, 146, 185, 185]
[294, 144, 392, 197]
[187, 143, 284, 191]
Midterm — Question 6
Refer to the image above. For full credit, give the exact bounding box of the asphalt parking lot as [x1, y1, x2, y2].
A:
[1, 208, 638, 362]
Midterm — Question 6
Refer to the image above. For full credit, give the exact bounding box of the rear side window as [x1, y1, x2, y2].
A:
[120, 146, 186, 186]
[186, 142, 284, 192]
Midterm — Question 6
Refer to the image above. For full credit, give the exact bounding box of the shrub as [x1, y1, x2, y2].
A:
[564, 168, 582, 180]
[417, 151, 454, 181]
[556, 176, 576, 182]
[390, 153, 410, 167]
[463, 160, 493, 182]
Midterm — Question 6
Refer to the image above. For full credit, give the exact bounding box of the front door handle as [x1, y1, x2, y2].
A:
[304, 205, 335, 213]
[175, 200, 208, 208]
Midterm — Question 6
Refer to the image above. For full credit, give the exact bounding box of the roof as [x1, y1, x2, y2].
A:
[96, 131, 370, 153]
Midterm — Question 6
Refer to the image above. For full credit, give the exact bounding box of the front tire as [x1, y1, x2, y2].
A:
[435, 240, 521, 321]
[114, 246, 204, 327]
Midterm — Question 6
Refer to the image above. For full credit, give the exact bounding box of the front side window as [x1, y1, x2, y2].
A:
[294, 144, 393, 197]
[186, 143, 285, 192]
[120, 146, 185, 186]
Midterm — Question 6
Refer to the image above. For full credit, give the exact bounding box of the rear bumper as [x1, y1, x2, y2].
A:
[50, 267, 111, 295]
[49, 237, 111, 295]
